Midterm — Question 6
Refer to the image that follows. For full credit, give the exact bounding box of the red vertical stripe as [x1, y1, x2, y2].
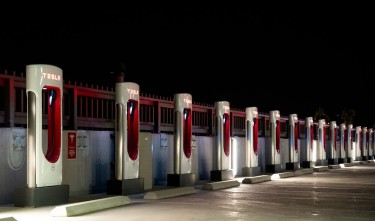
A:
[45, 87, 61, 163]
[223, 113, 230, 157]
[253, 117, 258, 155]
[127, 99, 139, 161]
[276, 120, 280, 154]
[310, 125, 314, 149]
[183, 108, 192, 158]
[294, 123, 298, 153]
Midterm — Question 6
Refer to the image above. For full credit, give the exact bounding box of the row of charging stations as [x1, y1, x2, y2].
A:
[13, 64, 235, 207]
[14, 64, 375, 207]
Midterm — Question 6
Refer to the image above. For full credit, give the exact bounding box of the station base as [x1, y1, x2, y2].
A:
[286, 162, 300, 171]
[210, 170, 234, 181]
[328, 158, 338, 165]
[107, 178, 144, 195]
[15, 184, 69, 207]
[266, 164, 282, 173]
[302, 161, 313, 168]
[242, 167, 261, 177]
[338, 158, 347, 164]
[167, 173, 196, 187]
[315, 159, 328, 166]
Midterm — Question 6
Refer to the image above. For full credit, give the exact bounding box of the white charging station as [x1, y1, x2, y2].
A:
[266, 110, 281, 173]
[107, 82, 144, 195]
[355, 126, 362, 161]
[210, 101, 233, 181]
[302, 117, 315, 168]
[242, 107, 260, 176]
[361, 127, 368, 161]
[328, 121, 338, 165]
[338, 123, 347, 163]
[369, 128, 374, 160]
[346, 124, 353, 163]
[167, 93, 195, 186]
[316, 119, 328, 166]
[15, 64, 69, 207]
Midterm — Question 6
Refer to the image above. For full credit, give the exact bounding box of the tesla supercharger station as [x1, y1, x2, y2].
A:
[266, 110, 281, 173]
[316, 119, 328, 166]
[242, 107, 260, 176]
[346, 124, 353, 163]
[302, 117, 314, 168]
[338, 123, 347, 163]
[107, 82, 144, 195]
[328, 121, 338, 165]
[211, 101, 233, 181]
[368, 128, 373, 160]
[167, 93, 195, 186]
[361, 127, 368, 161]
[15, 64, 69, 207]
[355, 126, 362, 161]
[286, 114, 299, 170]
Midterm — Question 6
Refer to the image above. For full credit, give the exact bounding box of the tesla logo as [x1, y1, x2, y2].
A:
[42, 72, 61, 81]
[69, 134, 75, 145]
[294, 116, 298, 121]
[184, 98, 192, 104]
[127, 88, 139, 95]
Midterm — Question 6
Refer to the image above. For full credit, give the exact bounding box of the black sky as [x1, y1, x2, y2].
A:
[1, 5, 374, 127]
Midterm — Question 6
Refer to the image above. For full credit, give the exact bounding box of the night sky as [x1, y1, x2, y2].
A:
[1, 5, 374, 127]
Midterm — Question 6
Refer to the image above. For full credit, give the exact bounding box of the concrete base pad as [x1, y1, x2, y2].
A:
[340, 163, 352, 168]
[143, 186, 197, 200]
[346, 157, 352, 163]
[107, 178, 144, 195]
[14, 184, 69, 207]
[202, 180, 240, 190]
[367, 160, 375, 164]
[352, 161, 361, 166]
[210, 170, 234, 181]
[313, 166, 329, 172]
[0, 218, 17, 221]
[359, 161, 369, 165]
[242, 175, 271, 184]
[294, 168, 314, 176]
[242, 167, 261, 177]
[271, 171, 294, 180]
[328, 164, 341, 169]
[50, 195, 131, 217]
[315, 159, 328, 166]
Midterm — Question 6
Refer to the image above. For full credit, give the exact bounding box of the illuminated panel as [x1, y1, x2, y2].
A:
[127, 99, 139, 161]
[253, 117, 258, 155]
[294, 121, 299, 153]
[183, 108, 192, 158]
[276, 119, 280, 154]
[310, 124, 314, 149]
[44, 86, 61, 163]
[323, 125, 327, 151]
[223, 113, 230, 157]
[334, 127, 337, 150]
